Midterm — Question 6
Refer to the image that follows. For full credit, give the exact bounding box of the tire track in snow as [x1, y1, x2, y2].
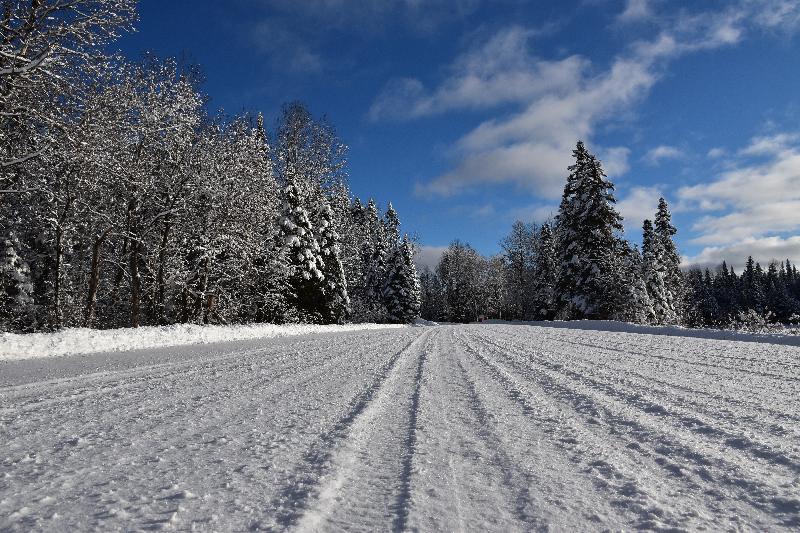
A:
[470, 326, 800, 530]
[0, 331, 402, 414]
[457, 328, 718, 531]
[269, 329, 432, 529]
[485, 327, 800, 475]
[391, 334, 427, 533]
[0, 330, 421, 532]
[452, 354, 545, 529]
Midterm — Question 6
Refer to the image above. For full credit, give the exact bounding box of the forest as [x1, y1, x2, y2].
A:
[0, 0, 421, 333]
[420, 142, 800, 330]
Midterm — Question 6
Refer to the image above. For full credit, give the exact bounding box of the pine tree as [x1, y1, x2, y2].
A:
[713, 261, 739, 321]
[740, 256, 765, 313]
[613, 242, 652, 324]
[0, 233, 36, 332]
[318, 202, 350, 324]
[384, 235, 421, 323]
[531, 222, 556, 319]
[384, 202, 400, 245]
[554, 141, 624, 319]
[278, 178, 326, 322]
[359, 198, 389, 322]
[653, 197, 683, 322]
[642, 219, 675, 325]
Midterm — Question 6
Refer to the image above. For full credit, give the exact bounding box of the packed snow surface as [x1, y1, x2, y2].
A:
[0, 322, 407, 360]
[2, 323, 799, 531]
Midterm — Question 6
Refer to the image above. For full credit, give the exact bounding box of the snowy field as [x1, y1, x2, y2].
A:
[1, 323, 799, 531]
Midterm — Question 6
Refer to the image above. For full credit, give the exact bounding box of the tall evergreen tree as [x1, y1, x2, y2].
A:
[384, 235, 421, 323]
[278, 178, 325, 322]
[384, 202, 401, 245]
[531, 222, 557, 319]
[642, 219, 674, 325]
[359, 199, 389, 321]
[317, 202, 350, 324]
[613, 242, 652, 324]
[653, 197, 683, 322]
[740, 256, 765, 312]
[0, 233, 36, 332]
[554, 141, 624, 319]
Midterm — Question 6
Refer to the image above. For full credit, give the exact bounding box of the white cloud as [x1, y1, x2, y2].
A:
[408, 34, 671, 197]
[643, 145, 684, 165]
[601, 146, 632, 177]
[508, 203, 559, 223]
[414, 245, 447, 271]
[370, 27, 584, 120]
[750, 0, 800, 32]
[707, 147, 726, 159]
[251, 19, 323, 73]
[683, 236, 800, 271]
[617, 0, 654, 23]
[375, 1, 768, 199]
[678, 133, 800, 245]
[616, 186, 662, 235]
[739, 133, 799, 156]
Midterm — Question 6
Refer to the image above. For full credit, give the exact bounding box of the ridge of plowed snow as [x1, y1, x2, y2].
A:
[0, 322, 408, 360]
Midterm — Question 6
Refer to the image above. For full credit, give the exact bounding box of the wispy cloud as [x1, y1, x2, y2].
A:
[404, 31, 717, 197]
[369, 27, 579, 120]
[678, 132, 800, 246]
[508, 203, 559, 224]
[247, 0, 488, 74]
[617, 0, 655, 24]
[643, 145, 684, 165]
[371, 0, 800, 199]
[616, 186, 662, 235]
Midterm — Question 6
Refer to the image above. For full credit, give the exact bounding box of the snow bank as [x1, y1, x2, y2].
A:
[481, 319, 800, 347]
[0, 322, 408, 361]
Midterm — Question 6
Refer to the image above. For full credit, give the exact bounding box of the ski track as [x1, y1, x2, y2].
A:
[1, 324, 798, 531]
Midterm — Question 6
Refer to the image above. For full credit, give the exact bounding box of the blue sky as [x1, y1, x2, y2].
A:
[118, 0, 800, 271]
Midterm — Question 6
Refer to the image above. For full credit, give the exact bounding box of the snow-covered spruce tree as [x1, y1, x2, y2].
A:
[0, 233, 36, 332]
[278, 177, 326, 323]
[642, 219, 675, 325]
[318, 202, 350, 324]
[554, 141, 624, 320]
[612, 242, 652, 324]
[384, 202, 401, 245]
[740, 256, 766, 313]
[384, 235, 421, 323]
[531, 222, 557, 319]
[358, 199, 389, 322]
[713, 261, 740, 322]
[654, 197, 684, 322]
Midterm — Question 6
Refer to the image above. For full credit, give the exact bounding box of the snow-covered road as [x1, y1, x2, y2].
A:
[2, 324, 799, 531]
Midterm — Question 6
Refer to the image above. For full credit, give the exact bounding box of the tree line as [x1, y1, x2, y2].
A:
[421, 141, 799, 329]
[0, 0, 421, 333]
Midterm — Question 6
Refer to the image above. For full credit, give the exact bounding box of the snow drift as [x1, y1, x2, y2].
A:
[0, 322, 407, 361]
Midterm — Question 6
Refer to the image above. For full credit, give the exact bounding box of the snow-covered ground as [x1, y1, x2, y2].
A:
[1, 323, 799, 531]
[0, 322, 407, 361]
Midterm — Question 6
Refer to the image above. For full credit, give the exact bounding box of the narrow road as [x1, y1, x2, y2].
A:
[1, 324, 799, 531]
